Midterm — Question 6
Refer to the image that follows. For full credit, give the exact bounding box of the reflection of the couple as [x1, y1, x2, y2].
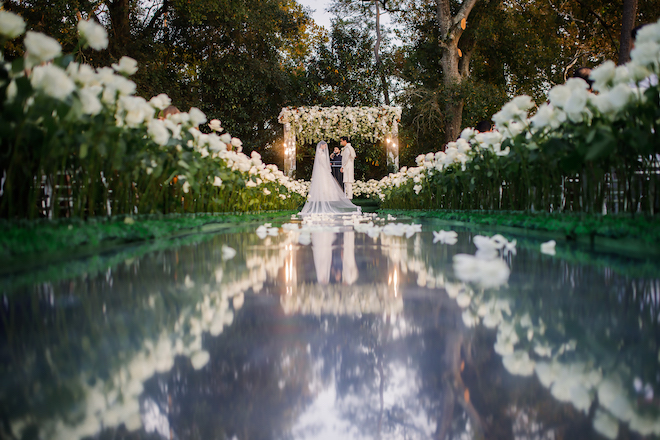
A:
[311, 231, 358, 285]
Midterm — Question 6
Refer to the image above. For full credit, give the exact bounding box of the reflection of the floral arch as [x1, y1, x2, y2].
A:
[281, 282, 403, 316]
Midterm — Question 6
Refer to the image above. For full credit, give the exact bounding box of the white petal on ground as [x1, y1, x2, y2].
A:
[502, 350, 535, 376]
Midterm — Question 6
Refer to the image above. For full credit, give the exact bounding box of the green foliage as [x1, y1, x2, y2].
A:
[307, 19, 382, 106]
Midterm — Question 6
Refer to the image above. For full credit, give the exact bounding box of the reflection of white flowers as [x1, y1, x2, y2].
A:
[453, 254, 510, 289]
[593, 409, 619, 440]
[540, 240, 556, 255]
[190, 350, 210, 370]
[502, 350, 535, 376]
[433, 230, 458, 245]
[221, 245, 236, 260]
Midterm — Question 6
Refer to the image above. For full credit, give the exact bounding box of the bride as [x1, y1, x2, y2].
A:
[299, 141, 361, 216]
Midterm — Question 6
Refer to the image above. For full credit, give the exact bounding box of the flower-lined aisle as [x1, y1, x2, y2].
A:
[0, 12, 307, 220]
[378, 18, 660, 214]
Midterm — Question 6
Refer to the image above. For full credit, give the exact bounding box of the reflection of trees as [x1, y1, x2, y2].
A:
[0, 230, 292, 439]
[383, 227, 660, 439]
[148, 299, 315, 440]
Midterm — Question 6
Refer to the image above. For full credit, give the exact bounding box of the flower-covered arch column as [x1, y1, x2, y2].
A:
[278, 106, 402, 177]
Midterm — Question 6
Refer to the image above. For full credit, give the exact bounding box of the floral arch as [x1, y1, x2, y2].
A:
[278, 106, 402, 177]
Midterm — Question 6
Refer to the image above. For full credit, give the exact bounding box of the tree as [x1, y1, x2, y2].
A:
[307, 19, 381, 106]
[619, 0, 639, 64]
[329, 0, 404, 105]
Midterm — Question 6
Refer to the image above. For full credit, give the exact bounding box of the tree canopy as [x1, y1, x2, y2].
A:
[3, 0, 658, 170]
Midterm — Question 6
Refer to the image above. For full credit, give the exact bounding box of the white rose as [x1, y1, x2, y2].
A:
[67, 62, 98, 86]
[6, 80, 17, 102]
[111, 56, 138, 75]
[481, 131, 502, 145]
[628, 63, 652, 83]
[505, 121, 524, 138]
[511, 95, 535, 111]
[0, 10, 26, 39]
[530, 103, 555, 130]
[460, 127, 475, 139]
[630, 41, 660, 68]
[213, 176, 223, 187]
[208, 119, 222, 132]
[188, 107, 206, 126]
[207, 134, 227, 152]
[148, 119, 170, 146]
[79, 87, 103, 115]
[149, 93, 171, 110]
[590, 93, 615, 115]
[590, 60, 616, 92]
[231, 137, 243, 148]
[605, 83, 633, 112]
[548, 84, 571, 108]
[493, 101, 526, 127]
[634, 21, 660, 44]
[77, 20, 108, 51]
[613, 65, 631, 85]
[30, 64, 74, 100]
[24, 31, 61, 67]
[564, 88, 589, 121]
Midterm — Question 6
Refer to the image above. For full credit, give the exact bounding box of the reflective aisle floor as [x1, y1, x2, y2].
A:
[1, 213, 659, 440]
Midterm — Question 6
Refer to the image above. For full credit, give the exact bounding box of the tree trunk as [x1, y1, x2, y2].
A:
[107, 0, 132, 55]
[374, 0, 390, 105]
[618, 0, 638, 65]
[436, 0, 479, 144]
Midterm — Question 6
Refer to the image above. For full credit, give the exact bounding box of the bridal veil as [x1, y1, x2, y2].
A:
[299, 141, 361, 216]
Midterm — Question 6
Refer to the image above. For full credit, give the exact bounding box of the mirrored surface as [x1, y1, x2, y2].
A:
[1, 215, 659, 440]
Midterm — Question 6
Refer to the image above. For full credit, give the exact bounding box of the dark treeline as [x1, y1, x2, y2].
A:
[4, 0, 659, 170]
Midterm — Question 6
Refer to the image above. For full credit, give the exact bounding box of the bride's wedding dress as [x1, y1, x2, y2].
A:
[299, 141, 361, 216]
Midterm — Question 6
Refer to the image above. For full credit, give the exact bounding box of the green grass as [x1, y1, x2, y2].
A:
[0, 211, 296, 275]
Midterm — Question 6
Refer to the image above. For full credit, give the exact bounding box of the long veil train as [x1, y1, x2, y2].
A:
[299, 141, 361, 216]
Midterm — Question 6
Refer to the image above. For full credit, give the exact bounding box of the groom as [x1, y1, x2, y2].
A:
[340, 136, 356, 199]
